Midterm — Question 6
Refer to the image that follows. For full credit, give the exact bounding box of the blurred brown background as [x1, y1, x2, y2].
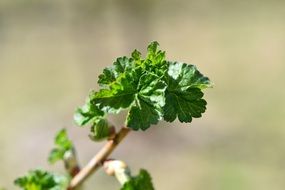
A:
[1, 0, 285, 189]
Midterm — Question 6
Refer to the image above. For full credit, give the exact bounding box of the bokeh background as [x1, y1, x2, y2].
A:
[1, 0, 285, 189]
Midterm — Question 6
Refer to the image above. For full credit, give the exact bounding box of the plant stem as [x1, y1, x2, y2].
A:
[68, 127, 131, 189]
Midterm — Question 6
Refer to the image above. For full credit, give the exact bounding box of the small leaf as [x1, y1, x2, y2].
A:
[89, 119, 111, 141]
[55, 129, 73, 149]
[143, 42, 167, 76]
[74, 99, 104, 126]
[91, 68, 142, 113]
[131, 49, 141, 61]
[98, 57, 135, 87]
[147, 41, 159, 55]
[48, 129, 74, 164]
[48, 149, 64, 164]
[120, 169, 155, 190]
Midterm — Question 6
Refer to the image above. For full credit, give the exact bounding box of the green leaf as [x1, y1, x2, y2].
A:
[146, 42, 165, 63]
[167, 61, 212, 90]
[127, 101, 160, 131]
[91, 68, 142, 113]
[144, 41, 167, 75]
[131, 49, 142, 61]
[126, 74, 167, 130]
[89, 119, 111, 141]
[163, 62, 211, 122]
[164, 88, 207, 122]
[55, 129, 73, 149]
[48, 149, 65, 164]
[14, 169, 69, 190]
[120, 169, 155, 190]
[48, 129, 73, 164]
[147, 41, 159, 55]
[74, 98, 104, 126]
[98, 57, 135, 87]
[94, 71, 166, 130]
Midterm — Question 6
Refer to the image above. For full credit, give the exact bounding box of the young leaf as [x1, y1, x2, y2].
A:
[166, 61, 212, 90]
[163, 88, 207, 122]
[98, 57, 135, 87]
[131, 49, 142, 61]
[143, 41, 167, 76]
[91, 68, 141, 113]
[146, 41, 166, 66]
[48, 149, 65, 165]
[48, 129, 73, 164]
[163, 62, 211, 122]
[94, 71, 166, 130]
[89, 119, 111, 141]
[14, 170, 69, 190]
[126, 101, 161, 131]
[120, 169, 155, 190]
[126, 73, 167, 130]
[74, 98, 104, 126]
[55, 129, 73, 149]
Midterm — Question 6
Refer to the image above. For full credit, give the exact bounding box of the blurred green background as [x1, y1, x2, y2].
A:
[1, 0, 285, 189]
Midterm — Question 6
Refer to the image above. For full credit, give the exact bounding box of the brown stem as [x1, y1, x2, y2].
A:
[68, 127, 131, 189]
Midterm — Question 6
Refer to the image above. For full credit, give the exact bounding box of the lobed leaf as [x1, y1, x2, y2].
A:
[98, 57, 135, 87]
[163, 88, 207, 122]
[167, 62, 212, 90]
[91, 68, 141, 113]
[163, 62, 211, 122]
[74, 99, 104, 126]
[126, 73, 167, 130]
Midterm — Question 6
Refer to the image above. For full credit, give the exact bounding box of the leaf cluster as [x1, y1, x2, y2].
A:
[75, 41, 212, 132]
[14, 170, 69, 190]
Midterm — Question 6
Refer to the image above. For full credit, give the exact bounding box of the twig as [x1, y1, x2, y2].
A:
[68, 127, 131, 189]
